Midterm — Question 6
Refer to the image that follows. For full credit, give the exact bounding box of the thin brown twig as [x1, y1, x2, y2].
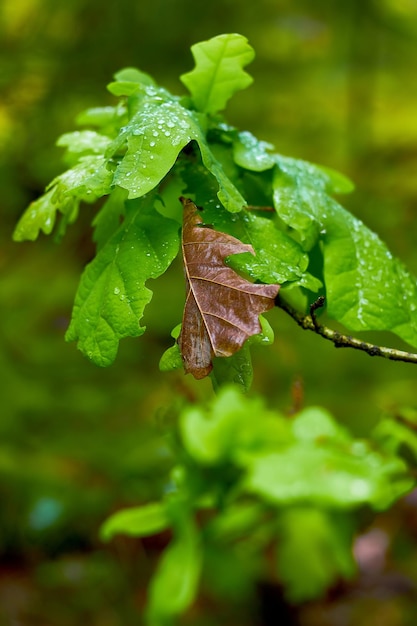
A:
[276, 295, 417, 365]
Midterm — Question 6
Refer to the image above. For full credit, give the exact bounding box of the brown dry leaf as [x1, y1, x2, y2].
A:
[178, 197, 280, 379]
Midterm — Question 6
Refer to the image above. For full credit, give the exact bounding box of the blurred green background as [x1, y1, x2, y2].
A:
[2, 0, 417, 624]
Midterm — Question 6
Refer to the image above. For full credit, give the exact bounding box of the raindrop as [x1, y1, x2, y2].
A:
[114, 287, 120, 295]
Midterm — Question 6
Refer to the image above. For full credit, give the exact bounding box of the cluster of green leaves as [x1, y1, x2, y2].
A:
[100, 386, 413, 623]
[13, 33, 417, 382]
[11, 32, 417, 622]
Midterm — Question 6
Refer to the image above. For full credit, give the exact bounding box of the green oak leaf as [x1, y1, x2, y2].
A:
[206, 501, 266, 543]
[210, 318, 275, 392]
[48, 155, 113, 203]
[75, 104, 127, 135]
[196, 133, 246, 211]
[179, 387, 412, 509]
[108, 96, 193, 198]
[180, 34, 255, 114]
[245, 406, 412, 509]
[233, 131, 275, 172]
[291, 406, 350, 443]
[159, 324, 183, 372]
[108, 92, 245, 211]
[100, 502, 170, 541]
[13, 188, 66, 241]
[66, 194, 179, 366]
[13, 156, 112, 241]
[159, 344, 183, 372]
[273, 155, 417, 347]
[227, 212, 308, 284]
[107, 66, 156, 96]
[211, 344, 254, 393]
[246, 447, 410, 507]
[57, 130, 112, 158]
[180, 387, 288, 466]
[273, 155, 340, 251]
[324, 206, 417, 345]
[180, 387, 252, 465]
[200, 202, 308, 284]
[147, 513, 202, 622]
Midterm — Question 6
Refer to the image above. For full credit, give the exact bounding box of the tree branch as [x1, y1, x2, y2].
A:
[276, 295, 417, 365]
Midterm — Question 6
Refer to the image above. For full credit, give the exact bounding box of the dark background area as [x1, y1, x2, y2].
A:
[2, 0, 417, 624]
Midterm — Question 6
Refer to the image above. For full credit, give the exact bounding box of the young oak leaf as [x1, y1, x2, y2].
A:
[13, 155, 112, 242]
[106, 92, 246, 212]
[178, 198, 279, 379]
[180, 33, 255, 114]
[66, 195, 179, 367]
